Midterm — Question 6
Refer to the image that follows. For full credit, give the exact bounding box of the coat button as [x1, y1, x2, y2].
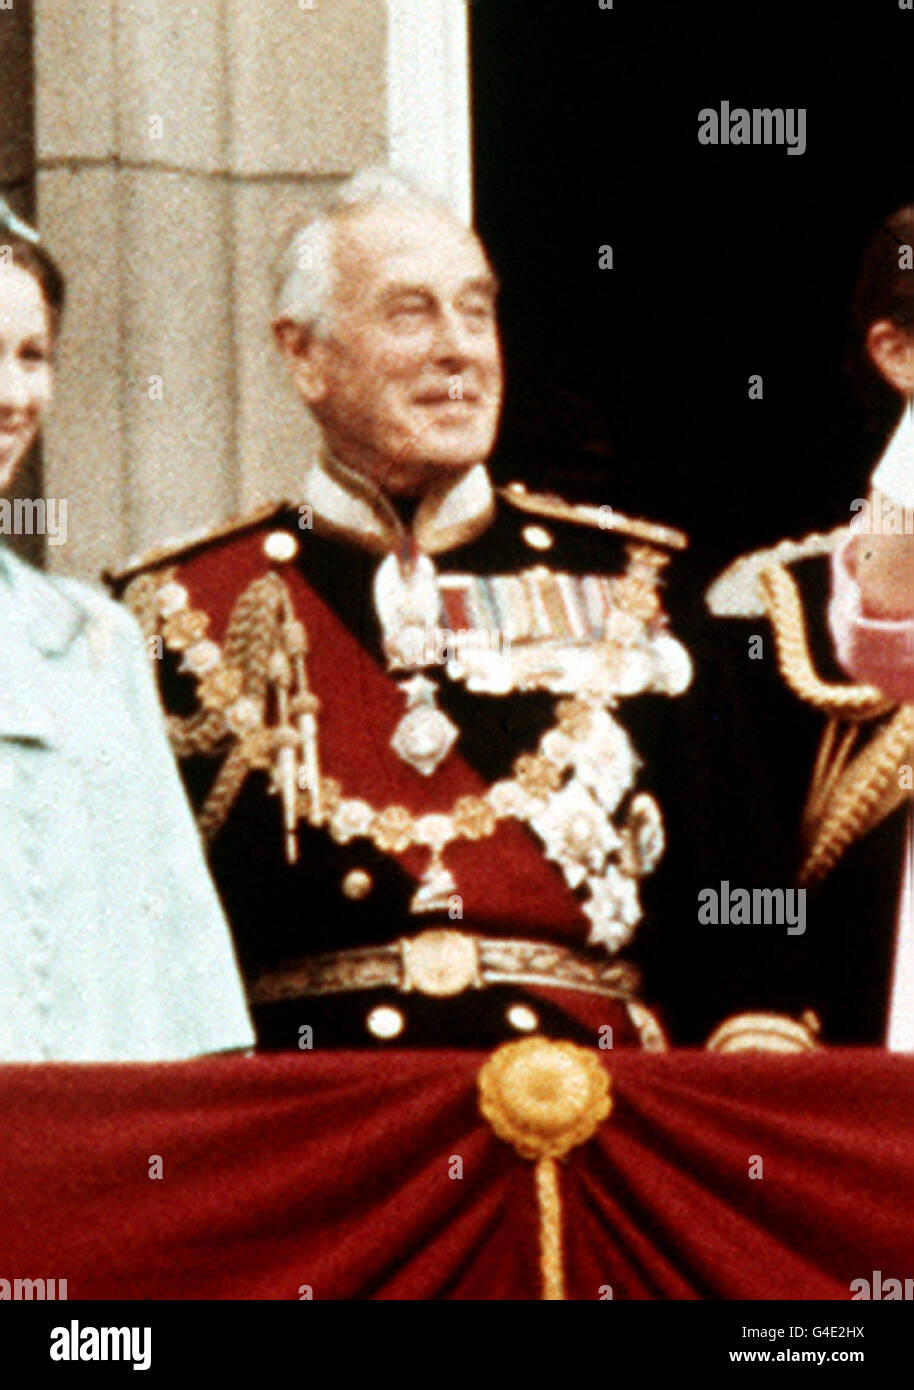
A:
[522, 524, 553, 551]
[506, 1003, 539, 1033]
[263, 531, 299, 563]
[341, 869, 373, 900]
[366, 1005, 404, 1039]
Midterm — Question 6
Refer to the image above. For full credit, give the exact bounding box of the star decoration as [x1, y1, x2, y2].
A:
[582, 866, 642, 954]
[530, 778, 621, 890]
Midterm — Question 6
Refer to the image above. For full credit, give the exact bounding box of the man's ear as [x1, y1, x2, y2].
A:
[273, 317, 329, 406]
[865, 319, 914, 394]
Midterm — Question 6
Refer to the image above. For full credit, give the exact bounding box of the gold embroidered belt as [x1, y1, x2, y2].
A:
[249, 929, 640, 1004]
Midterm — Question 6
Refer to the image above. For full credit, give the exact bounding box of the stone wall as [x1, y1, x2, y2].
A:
[1, 0, 470, 578]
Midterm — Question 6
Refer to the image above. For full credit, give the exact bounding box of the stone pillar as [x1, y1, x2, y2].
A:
[33, 0, 471, 580]
[0, 1, 35, 209]
[0, 0, 43, 563]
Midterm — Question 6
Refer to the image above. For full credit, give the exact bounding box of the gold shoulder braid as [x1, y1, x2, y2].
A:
[757, 562, 913, 885]
[123, 546, 681, 932]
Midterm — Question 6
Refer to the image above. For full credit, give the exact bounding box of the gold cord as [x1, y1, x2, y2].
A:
[802, 719, 858, 837]
[535, 1158, 565, 1300]
[799, 708, 914, 885]
[758, 565, 894, 719]
[757, 563, 911, 882]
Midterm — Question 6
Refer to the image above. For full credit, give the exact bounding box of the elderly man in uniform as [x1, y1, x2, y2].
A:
[112, 168, 693, 1052]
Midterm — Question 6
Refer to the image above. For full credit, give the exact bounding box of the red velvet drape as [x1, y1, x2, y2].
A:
[1, 1051, 911, 1300]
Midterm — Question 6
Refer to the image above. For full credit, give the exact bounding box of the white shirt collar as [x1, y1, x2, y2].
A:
[302, 453, 496, 556]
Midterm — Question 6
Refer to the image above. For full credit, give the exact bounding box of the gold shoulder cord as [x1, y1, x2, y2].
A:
[125, 568, 316, 858]
[758, 563, 913, 885]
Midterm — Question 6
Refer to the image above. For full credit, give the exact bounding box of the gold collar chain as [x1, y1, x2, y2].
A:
[125, 564, 658, 947]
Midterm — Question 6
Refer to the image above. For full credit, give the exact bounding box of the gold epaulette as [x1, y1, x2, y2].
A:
[705, 525, 849, 619]
[500, 481, 688, 551]
[106, 500, 294, 587]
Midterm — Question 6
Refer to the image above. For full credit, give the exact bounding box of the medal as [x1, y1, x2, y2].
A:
[390, 675, 458, 777]
[373, 547, 460, 775]
[373, 546, 440, 671]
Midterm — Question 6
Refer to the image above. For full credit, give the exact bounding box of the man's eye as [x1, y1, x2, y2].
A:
[390, 303, 426, 321]
[21, 345, 50, 364]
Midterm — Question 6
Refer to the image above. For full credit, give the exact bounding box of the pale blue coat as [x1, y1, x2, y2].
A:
[0, 544, 255, 1060]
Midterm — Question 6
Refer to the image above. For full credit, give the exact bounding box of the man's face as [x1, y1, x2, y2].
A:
[289, 202, 503, 494]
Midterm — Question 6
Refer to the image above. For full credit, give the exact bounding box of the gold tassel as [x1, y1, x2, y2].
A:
[478, 1038, 612, 1301]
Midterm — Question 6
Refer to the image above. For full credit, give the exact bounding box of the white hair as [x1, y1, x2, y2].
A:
[273, 166, 463, 336]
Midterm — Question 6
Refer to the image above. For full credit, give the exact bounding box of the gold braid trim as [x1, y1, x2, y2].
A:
[166, 709, 227, 760]
[758, 565, 894, 719]
[121, 572, 162, 635]
[756, 563, 911, 883]
[123, 574, 223, 760]
[123, 569, 305, 841]
[197, 737, 268, 841]
[799, 707, 914, 885]
[195, 575, 306, 840]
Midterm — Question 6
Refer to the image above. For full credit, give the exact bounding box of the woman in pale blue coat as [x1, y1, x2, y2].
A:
[0, 200, 255, 1060]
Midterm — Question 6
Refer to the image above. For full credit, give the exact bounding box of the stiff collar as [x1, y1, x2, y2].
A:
[301, 453, 496, 557]
[0, 543, 89, 656]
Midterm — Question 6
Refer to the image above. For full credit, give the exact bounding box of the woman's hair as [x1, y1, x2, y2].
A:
[846, 203, 914, 431]
[0, 219, 66, 333]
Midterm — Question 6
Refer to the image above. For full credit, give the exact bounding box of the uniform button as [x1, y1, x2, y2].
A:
[506, 1003, 539, 1033]
[341, 869, 373, 900]
[263, 531, 299, 563]
[522, 524, 553, 551]
[366, 1005, 404, 1039]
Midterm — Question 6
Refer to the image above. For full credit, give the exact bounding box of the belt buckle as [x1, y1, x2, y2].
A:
[400, 929, 481, 997]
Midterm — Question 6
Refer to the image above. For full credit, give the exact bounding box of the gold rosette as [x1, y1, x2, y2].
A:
[514, 753, 564, 799]
[372, 804, 415, 854]
[452, 795, 497, 841]
[162, 608, 209, 651]
[478, 1039, 612, 1299]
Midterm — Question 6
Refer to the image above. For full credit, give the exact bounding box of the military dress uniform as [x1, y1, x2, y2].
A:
[111, 455, 693, 1051]
[704, 525, 912, 1045]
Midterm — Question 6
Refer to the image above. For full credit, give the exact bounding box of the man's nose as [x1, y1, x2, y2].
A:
[430, 307, 478, 363]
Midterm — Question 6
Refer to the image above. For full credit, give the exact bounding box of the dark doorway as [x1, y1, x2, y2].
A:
[471, 0, 913, 576]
